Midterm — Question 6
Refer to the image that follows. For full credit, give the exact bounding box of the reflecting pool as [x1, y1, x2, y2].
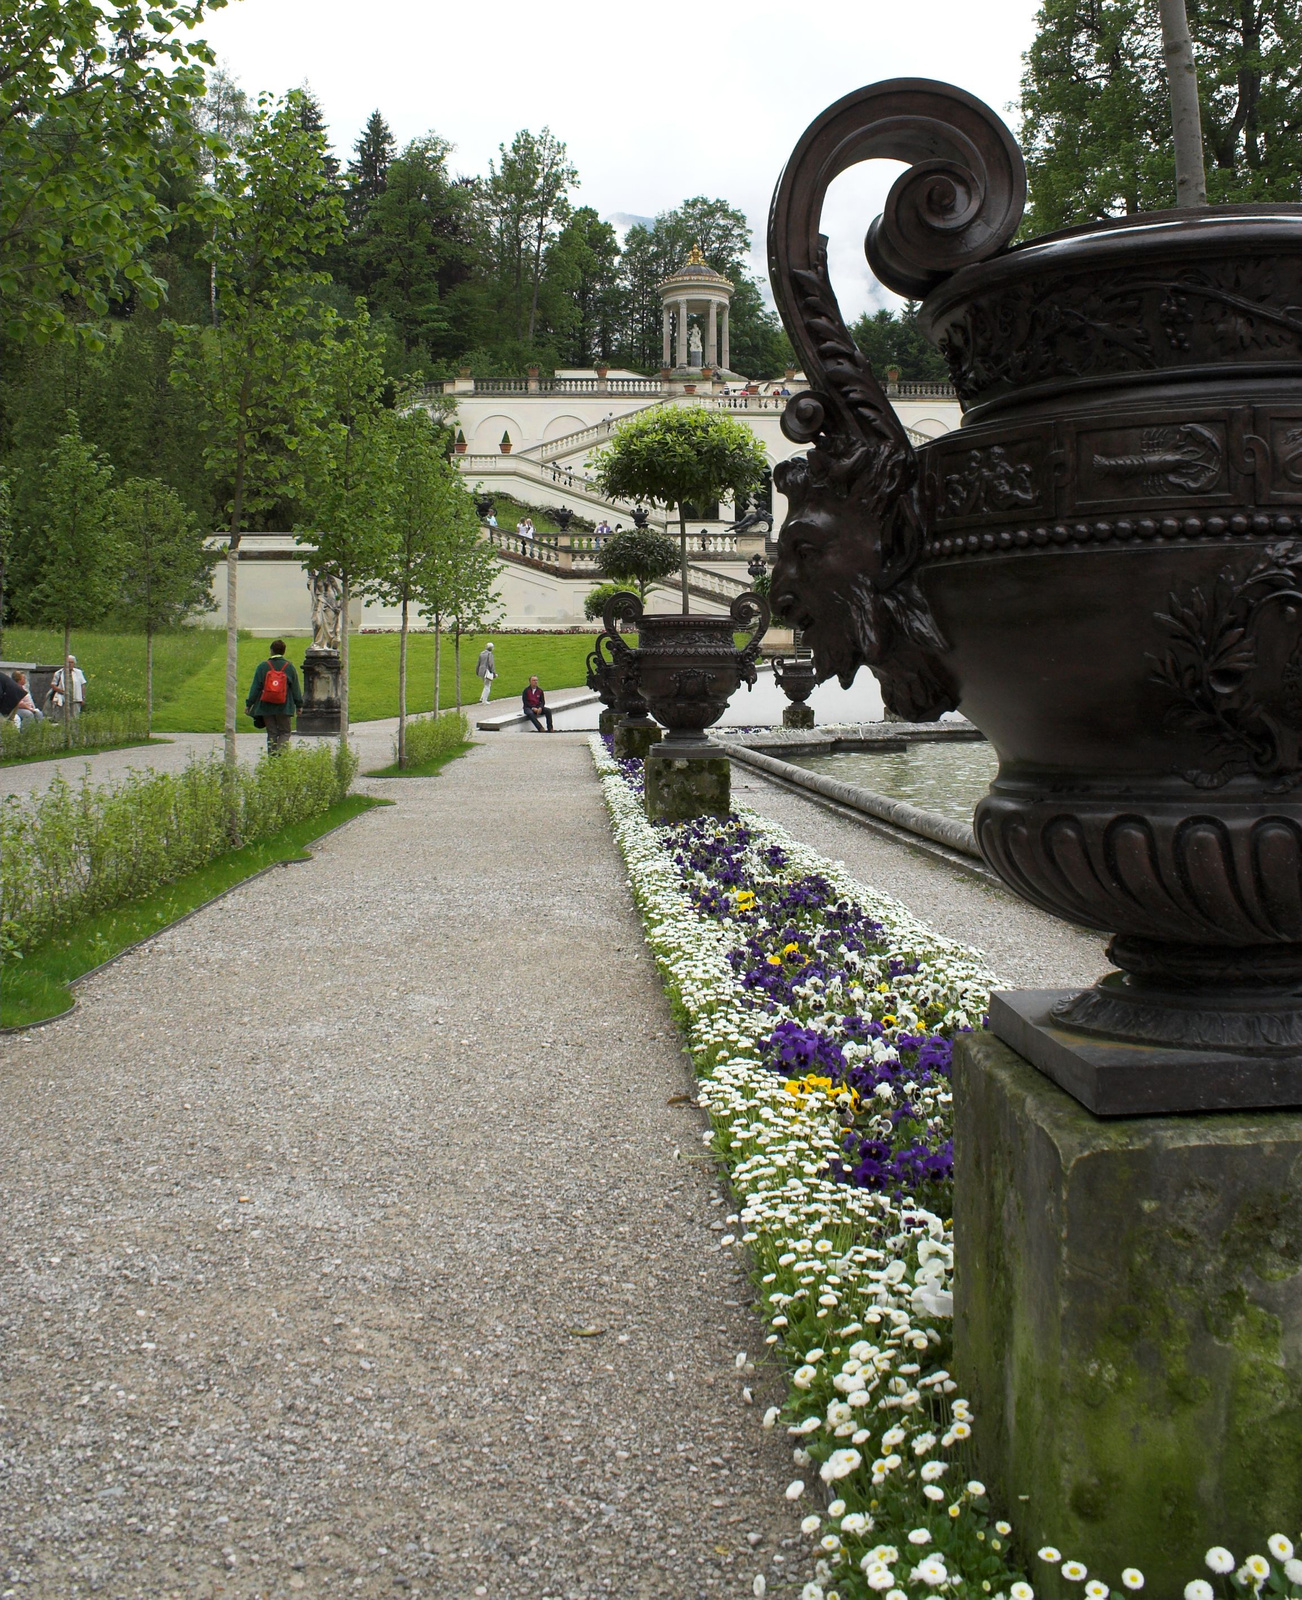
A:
[787, 740, 997, 823]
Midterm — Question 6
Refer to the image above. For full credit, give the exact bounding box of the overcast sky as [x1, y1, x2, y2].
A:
[200, 0, 1042, 320]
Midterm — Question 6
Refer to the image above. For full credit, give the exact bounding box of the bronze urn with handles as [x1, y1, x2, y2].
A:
[768, 78, 1302, 1115]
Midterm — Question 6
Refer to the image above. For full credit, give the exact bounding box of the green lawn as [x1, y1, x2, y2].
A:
[0, 793, 387, 1031]
[1, 627, 596, 734]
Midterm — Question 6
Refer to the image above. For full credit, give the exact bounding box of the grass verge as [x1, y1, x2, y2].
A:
[365, 740, 475, 779]
[1, 736, 168, 769]
[0, 793, 389, 1031]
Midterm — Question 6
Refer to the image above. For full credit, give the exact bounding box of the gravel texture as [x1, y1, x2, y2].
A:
[0, 734, 806, 1600]
[731, 767, 1110, 991]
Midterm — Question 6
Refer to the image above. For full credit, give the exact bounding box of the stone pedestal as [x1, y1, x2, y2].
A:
[598, 709, 617, 737]
[783, 703, 815, 729]
[613, 718, 662, 759]
[297, 647, 341, 736]
[955, 1031, 1302, 1595]
[645, 747, 730, 822]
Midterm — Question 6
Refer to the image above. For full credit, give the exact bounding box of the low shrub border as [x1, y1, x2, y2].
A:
[590, 737, 1302, 1600]
[367, 710, 472, 777]
[0, 792, 388, 1030]
[2, 743, 358, 958]
[0, 710, 157, 765]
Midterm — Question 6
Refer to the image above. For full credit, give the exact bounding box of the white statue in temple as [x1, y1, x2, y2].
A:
[688, 323, 703, 367]
[308, 568, 344, 651]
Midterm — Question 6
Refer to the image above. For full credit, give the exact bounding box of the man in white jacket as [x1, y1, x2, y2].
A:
[475, 642, 496, 704]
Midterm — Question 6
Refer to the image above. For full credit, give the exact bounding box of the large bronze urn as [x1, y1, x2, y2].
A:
[768, 79, 1302, 1114]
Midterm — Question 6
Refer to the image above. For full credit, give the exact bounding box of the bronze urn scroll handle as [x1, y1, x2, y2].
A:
[731, 590, 771, 687]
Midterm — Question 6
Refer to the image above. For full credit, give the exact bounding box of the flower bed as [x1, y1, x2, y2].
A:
[591, 736, 1302, 1600]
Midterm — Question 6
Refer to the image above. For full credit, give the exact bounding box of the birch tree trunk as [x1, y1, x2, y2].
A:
[339, 572, 351, 744]
[1159, 0, 1208, 206]
[398, 596, 408, 768]
[63, 623, 72, 749]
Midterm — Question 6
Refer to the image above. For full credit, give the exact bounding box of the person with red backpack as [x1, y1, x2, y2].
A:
[245, 639, 304, 755]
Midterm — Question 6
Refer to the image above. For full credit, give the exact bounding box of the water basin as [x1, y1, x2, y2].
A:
[787, 741, 997, 824]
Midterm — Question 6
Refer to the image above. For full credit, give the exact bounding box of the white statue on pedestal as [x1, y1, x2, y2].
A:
[307, 569, 343, 651]
[688, 324, 703, 367]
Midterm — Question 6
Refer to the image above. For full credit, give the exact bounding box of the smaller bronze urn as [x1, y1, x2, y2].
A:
[772, 652, 817, 729]
[604, 591, 770, 821]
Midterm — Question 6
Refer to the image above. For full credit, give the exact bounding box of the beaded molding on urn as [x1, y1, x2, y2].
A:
[922, 509, 1302, 562]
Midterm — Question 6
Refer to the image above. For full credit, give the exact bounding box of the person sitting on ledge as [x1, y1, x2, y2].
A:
[522, 675, 554, 733]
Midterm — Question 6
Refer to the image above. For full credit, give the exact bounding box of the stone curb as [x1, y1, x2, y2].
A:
[717, 740, 982, 859]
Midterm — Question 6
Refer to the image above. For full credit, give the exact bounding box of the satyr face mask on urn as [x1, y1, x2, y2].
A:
[767, 77, 1302, 1115]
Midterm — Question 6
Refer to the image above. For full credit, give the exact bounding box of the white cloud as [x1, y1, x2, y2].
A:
[201, 0, 1040, 318]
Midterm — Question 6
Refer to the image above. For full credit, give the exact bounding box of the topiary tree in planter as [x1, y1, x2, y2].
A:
[590, 406, 768, 612]
[595, 527, 681, 604]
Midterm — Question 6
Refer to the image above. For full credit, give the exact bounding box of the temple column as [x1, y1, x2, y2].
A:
[721, 304, 730, 372]
[676, 298, 688, 367]
[707, 299, 718, 368]
[662, 305, 672, 367]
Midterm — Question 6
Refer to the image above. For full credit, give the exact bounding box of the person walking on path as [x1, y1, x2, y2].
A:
[476, 642, 496, 704]
[245, 638, 303, 755]
[521, 675, 554, 732]
[50, 656, 87, 717]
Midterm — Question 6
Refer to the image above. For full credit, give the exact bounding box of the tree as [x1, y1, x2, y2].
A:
[0, 473, 12, 655]
[346, 111, 397, 226]
[595, 529, 680, 603]
[447, 537, 501, 717]
[1019, 0, 1302, 231]
[591, 407, 767, 613]
[849, 304, 950, 382]
[544, 208, 625, 367]
[373, 406, 479, 764]
[110, 477, 216, 729]
[15, 415, 119, 744]
[296, 309, 393, 743]
[0, 0, 223, 343]
[481, 128, 578, 342]
[351, 135, 476, 366]
[170, 90, 344, 768]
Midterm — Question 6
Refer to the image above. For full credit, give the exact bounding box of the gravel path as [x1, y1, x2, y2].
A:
[732, 767, 1110, 991]
[0, 734, 806, 1600]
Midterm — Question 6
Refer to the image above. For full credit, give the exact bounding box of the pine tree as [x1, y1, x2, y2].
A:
[346, 111, 396, 226]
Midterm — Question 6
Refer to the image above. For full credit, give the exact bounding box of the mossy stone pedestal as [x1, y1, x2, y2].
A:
[644, 745, 730, 822]
[598, 709, 617, 736]
[783, 703, 815, 729]
[955, 1032, 1302, 1595]
[613, 717, 662, 759]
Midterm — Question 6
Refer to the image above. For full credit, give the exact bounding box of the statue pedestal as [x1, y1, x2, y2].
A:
[783, 703, 815, 729]
[955, 1031, 1302, 1594]
[645, 744, 730, 822]
[613, 717, 662, 760]
[297, 646, 341, 736]
[598, 709, 617, 737]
